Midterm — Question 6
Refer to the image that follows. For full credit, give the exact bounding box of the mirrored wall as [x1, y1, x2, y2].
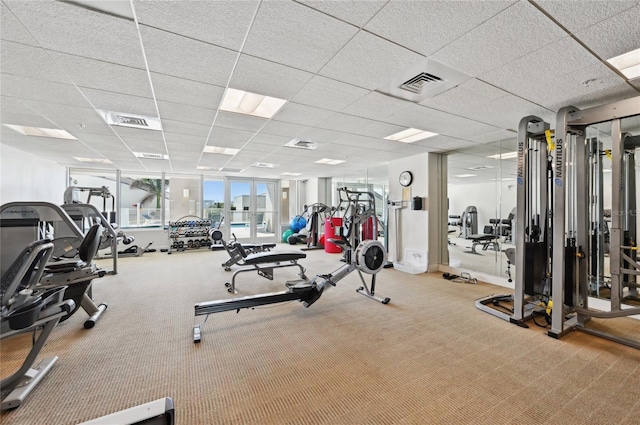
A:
[447, 138, 517, 280]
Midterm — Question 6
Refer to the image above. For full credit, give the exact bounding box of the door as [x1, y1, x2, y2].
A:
[227, 178, 279, 242]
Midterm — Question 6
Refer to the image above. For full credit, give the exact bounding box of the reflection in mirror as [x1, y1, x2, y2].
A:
[589, 116, 640, 304]
[447, 138, 517, 280]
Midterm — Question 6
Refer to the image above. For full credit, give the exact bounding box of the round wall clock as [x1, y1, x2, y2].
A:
[399, 171, 413, 187]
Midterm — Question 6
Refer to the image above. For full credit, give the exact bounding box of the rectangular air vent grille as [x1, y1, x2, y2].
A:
[400, 73, 444, 94]
[117, 115, 148, 127]
[285, 139, 317, 150]
[133, 152, 168, 160]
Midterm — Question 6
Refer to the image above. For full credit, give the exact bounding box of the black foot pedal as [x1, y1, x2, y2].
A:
[193, 325, 201, 343]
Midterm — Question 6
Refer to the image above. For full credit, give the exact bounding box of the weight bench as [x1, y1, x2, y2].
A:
[466, 233, 500, 254]
[210, 230, 276, 271]
[224, 250, 307, 294]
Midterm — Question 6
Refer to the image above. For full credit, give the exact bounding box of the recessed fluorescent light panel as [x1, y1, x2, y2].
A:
[488, 151, 518, 160]
[73, 157, 112, 164]
[253, 162, 278, 168]
[203, 146, 240, 155]
[454, 174, 476, 178]
[607, 48, 640, 80]
[133, 152, 169, 160]
[384, 128, 438, 143]
[281, 172, 302, 176]
[196, 166, 212, 170]
[220, 88, 287, 119]
[4, 124, 77, 140]
[315, 158, 345, 165]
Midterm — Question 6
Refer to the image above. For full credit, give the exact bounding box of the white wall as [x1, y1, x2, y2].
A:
[388, 153, 429, 265]
[0, 144, 67, 204]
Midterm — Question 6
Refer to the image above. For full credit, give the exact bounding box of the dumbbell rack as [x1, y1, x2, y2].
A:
[167, 216, 212, 254]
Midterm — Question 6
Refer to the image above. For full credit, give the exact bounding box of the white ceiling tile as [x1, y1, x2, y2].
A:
[249, 134, 291, 147]
[112, 126, 165, 143]
[1, 96, 34, 115]
[229, 54, 314, 100]
[73, 133, 127, 149]
[298, 1, 386, 27]
[273, 103, 335, 127]
[161, 119, 211, 138]
[341, 92, 412, 121]
[48, 51, 152, 97]
[365, 1, 515, 56]
[315, 112, 381, 135]
[80, 87, 156, 116]
[206, 126, 254, 148]
[164, 133, 206, 148]
[139, 159, 172, 172]
[573, 5, 640, 60]
[157, 100, 215, 126]
[2, 41, 71, 84]
[417, 136, 481, 153]
[431, 1, 567, 76]
[319, 31, 424, 90]
[536, 0, 638, 33]
[260, 120, 311, 138]
[1, 74, 90, 108]
[150, 73, 224, 109]
[214, 111, 269, 132]
[1, 111, 52, 129]
[4, 0, 146, 68]
[295, 127, 345, 144]
[134, 0, 258, 51]
[139, 25, 238, 86]
[122, 138, 166, 153]
[1, 3, 39, 46]
[244, 1, 358, 73]
[23, 101, 114, 136]
[291, 75, 369, 111]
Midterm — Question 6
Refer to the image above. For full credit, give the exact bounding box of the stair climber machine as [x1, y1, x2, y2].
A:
[193, 187, 390, 343]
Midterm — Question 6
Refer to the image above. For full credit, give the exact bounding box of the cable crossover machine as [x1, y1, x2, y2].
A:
[476, 96, 640, 350]
[193, 187, 390, 343]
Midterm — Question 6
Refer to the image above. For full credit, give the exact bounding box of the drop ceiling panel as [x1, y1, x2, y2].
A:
[199, 154, 232, 168]
[319, 31, 424, 90]
[149, 73, 224, 109]
[467, 130, 518, 145]
[573, 5, 640, 59]
[291, 75, 369, 111]
[2, 74, 90, 108]
[340, 92, 412, 121]
[431, 1, 567, 76]
[157, 101, 215, 126]
[229, 54, 314, 100]
[214, 111, 269, 132]
[1, 3, 38, 46]
[48, 51, 152, 97]
[23, 102, 114, 136]
[243, 1, 358, 73]
[273, 103, 334, 127]
[134, 0, 258, 51]
[416, 135, 481, 153]
[80, 88, 156, 116]
[249, 134, 291, 147]
[161, 119, 212, 138]
[139, 25, 238, 86]
[295, 127, 345, 144]
[1, 112, 53, 129]
[2, 41, 71, 84]
[123, 138, 167, 153]
[206, 127, 254, 147]
[112, 126, 165, 143]
[73, 132, 128, 149]
[4, 0, 146, 68]
[260, 121, 311, 138]
[535, 0, 638, 34]
[139, 159, 172, 173]
[298, 1, 386, 27]
[364, 0, 515, 56]
[464, 95, 555, 131]
[164, 133, 206, 149]
[315, 113, 382, 135]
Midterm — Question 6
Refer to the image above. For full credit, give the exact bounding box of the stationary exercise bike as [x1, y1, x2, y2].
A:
[193, 187, 390, 343]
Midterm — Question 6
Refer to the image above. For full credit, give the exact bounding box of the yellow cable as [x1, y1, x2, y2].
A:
[545, 129, 555, 151]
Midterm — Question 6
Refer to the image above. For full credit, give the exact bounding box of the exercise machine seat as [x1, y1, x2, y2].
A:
[45, 224, 101, 274]
[242, 251, 306, 265]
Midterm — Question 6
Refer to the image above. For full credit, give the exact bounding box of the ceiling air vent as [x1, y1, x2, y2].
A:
[97, 110, 163, 131]
[400, 72, 444, 94]
[376, 58, 471, 102]
[285, 138, 317, 150]
[219, 167, 243, 173]
[133, 152, 168, 160]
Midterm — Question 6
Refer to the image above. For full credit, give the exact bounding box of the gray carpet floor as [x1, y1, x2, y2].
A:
[1, 246, 639, 424]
